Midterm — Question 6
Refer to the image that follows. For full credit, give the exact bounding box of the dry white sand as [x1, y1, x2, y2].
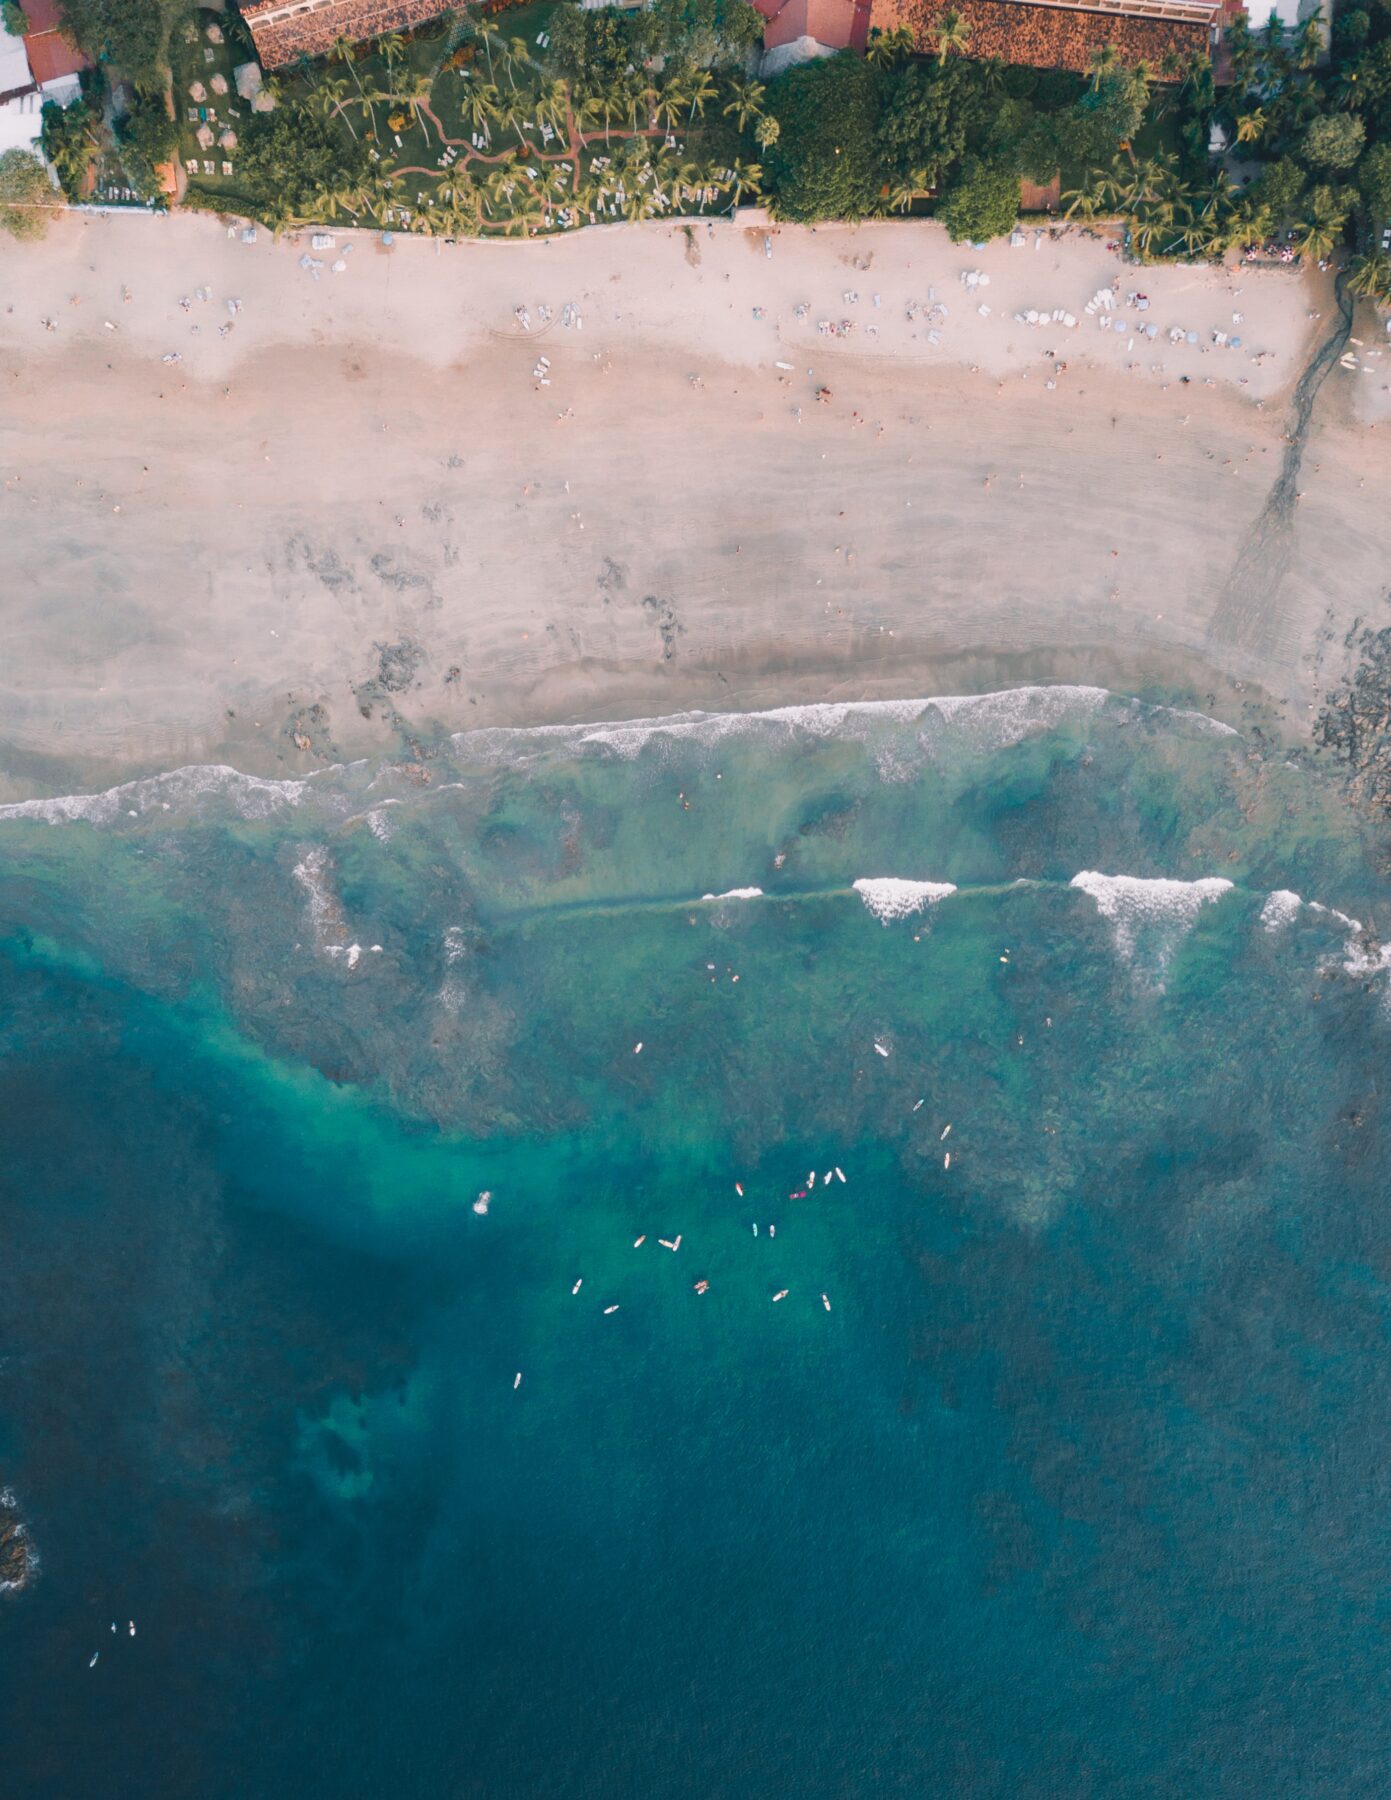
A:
[2, 209, 1390, 793]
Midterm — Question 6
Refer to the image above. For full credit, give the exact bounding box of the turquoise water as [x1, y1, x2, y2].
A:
[2, 687, 1390, 1797]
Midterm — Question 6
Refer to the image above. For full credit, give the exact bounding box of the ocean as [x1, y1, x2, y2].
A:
[2, 686, 1390, 1798]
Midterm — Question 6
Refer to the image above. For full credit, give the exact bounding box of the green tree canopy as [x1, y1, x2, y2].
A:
[649, 0, 764, 65]
[1247, 155, 1307, 225]
[237, 102, 373, 221]
[40, 96, 97, 200]
[1078, 63, 1150, 144]
[52, 0, 180, 79]
[1300, 113, 1366, 169]
[1358, 141, 1391, 224]
[0, 147, 60, 239]
[936, 155, 1019, 241]
[877, 60, 986, 187]
[766, 53, 882, 222]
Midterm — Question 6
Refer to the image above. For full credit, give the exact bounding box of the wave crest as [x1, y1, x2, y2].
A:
[854, 878, 958, 924]
[1071, 872, 1233, 988]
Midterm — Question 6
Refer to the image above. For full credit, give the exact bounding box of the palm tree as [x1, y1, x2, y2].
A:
[472, 16, 499, 83]
[262, 193, 297, 237]
[311, 75, 360, 138]
[484, 158, 521, 213]
[1087, 43, 1120, 91]
[754, 113, 781, 152]
[684, 67, 717, 126]
[932, 7, 971, 65]
[1233, 106, 1267, 145]
[378, 30, 407, 84]
[1291, 14, 1324, 70]
[1222, 196, 1272, 250]
[722, 77, 766, 132]
[866, 24, 914, 69]
[886, 167, 930, 213]
[1347, 249, 1391, 304]
[501, 35, 532, 94]
[461, 76, 502, 136]
[1194, 170, 1234, 219]
[654, 76, 688, 131]
[535, 79, 570, 137]
[396, 71, 434, 130]
[725, 157, 763, 208]
[1061, 180, 1106, 222]
[1291, 210, 1339, 261]
[502, 193, 546, 235]
[579, 89, 619, 147]
[1122, 151, 1177, 207]
[1224, 13, 1258, 89]
[331, 32, 372, 118]
[1182, 49, 1215, 110]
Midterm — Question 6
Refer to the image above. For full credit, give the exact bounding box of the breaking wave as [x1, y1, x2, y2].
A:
[853, 878, 958, 924]
[0, 764, 308, 827]
[447, 685, 1237, 770]
[1071, 872, 1234, 989]
[1260, 890, 1303, 932]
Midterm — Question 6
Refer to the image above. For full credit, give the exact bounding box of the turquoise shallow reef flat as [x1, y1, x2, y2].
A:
[2, 687, 1390, 1799]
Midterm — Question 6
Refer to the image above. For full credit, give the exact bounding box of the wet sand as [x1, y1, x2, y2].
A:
[2, 210, 1390, 795]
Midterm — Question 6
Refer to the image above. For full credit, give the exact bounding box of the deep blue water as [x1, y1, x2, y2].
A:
[2, 688, 1390, 1798]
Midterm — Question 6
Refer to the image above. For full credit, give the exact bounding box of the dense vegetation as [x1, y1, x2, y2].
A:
[0, 146, 62, 237]
[53, 0, 184, 78]
[3, 0, 1389, 294]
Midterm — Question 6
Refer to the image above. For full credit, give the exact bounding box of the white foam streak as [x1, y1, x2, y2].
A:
[854, 878, 957, 923]
[700, 887, 763, 901]
[0, 764, 307, 826]
[448, 685, 1237, 768]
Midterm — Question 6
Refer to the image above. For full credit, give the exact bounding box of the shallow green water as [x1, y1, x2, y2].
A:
[2, 687, 1390, 1798]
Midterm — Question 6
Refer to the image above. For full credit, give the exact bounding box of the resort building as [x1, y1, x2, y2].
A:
[756, 0, 872, 76]
[0, 0, 88, 157]
[13, 0, 89, 88]
[239, 0, 452, 69]
[866, 0, 1217, 75]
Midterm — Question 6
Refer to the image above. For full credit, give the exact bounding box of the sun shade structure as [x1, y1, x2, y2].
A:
[239, 0, 454, 70]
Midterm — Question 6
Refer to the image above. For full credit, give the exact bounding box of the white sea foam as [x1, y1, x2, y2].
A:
[1070, 872, 1233, 987]
[700, 887, 764, 901]
[447, 685, 1238, 770]
[1260, 890, 1303, 933]
[853, 878, 958, 923]
[0, 764, 308, 827]
[0, 688, 1239, 829]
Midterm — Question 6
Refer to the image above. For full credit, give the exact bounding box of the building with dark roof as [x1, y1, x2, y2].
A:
[870, 0, 1214, 75]
[239, 0, 452, 70]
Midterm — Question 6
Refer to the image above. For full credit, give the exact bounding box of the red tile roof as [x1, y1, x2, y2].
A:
[870, 0, 1210, 75]
[241, 0, 452, 71]
[24, 27, 89, 84]
[17, 0, 66, 30]
[756, 0, 872, 50]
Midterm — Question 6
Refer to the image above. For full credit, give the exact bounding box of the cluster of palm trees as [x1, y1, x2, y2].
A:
[1063, 149, 1352, 262]
[283, 20, 774, 239]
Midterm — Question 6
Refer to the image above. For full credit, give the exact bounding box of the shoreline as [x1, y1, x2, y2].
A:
[3, 211, 1390, 796]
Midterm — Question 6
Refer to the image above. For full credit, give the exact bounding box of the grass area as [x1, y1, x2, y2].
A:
[172, 3, 261, 211]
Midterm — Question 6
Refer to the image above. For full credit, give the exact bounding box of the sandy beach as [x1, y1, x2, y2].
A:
[3, 208, 1390, 794]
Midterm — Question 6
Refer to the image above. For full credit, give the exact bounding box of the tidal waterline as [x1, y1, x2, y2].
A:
[2, 688, 1389, 1798]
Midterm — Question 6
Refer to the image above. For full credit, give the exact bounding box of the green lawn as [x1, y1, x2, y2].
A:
[173, 1, 261, 210]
